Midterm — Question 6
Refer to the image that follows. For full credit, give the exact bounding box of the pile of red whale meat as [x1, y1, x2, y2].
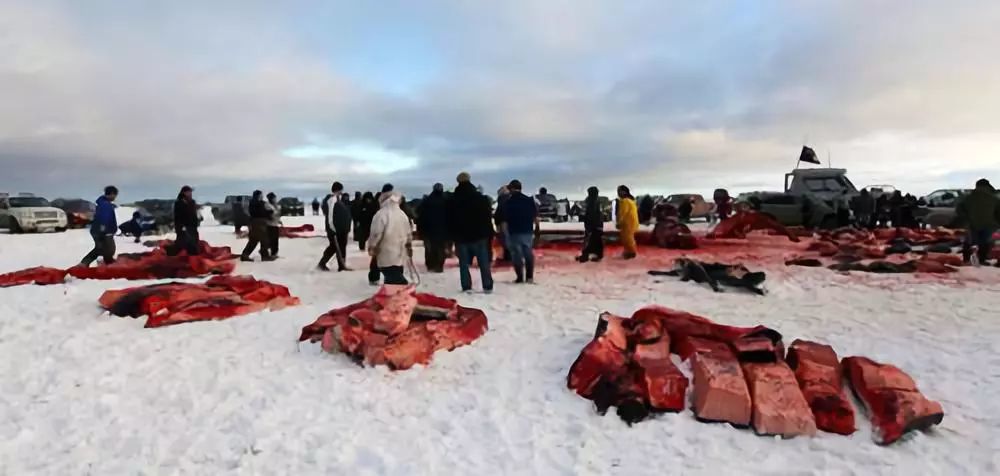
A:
[99, 275, 300, 328]
[299, 285, 488, 370]
[0, 241, 236, 287]
[0, 266, 68, 287]
[567, 305, 943, 445]
[236, 224, 317, 239]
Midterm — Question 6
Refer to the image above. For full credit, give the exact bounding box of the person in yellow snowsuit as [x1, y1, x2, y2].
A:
[616, 185, 639, 259]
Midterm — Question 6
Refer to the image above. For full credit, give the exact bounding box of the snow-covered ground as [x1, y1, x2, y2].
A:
[1, 211, 999, 475]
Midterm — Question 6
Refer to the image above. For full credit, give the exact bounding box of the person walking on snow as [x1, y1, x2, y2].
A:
[311, 197, 320, 216]
[501, 180, 539, 283]
[166, 185, 200, 256]
[367, 191, 413, 285]
[957, 178, 1000, 265]
[318, 182, 352, 271]
[447, 172, 495, 293]
[240, 190, 274, 262]
[493, 185, 512, 263]
[80, 186, 119, 267]
[265, 192, 282, 258]
[617, 185, 639, 260]
[578, 186, 605, 262]
[417, 183, 449, 273]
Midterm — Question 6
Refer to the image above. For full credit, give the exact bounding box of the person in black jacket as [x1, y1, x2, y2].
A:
[240, 190, 274, 262]
[417, 183, 449, 273]
[318, 182, 353, 271]
[354, 192, 377, 250]
[638, 195, 655, 224]
[493, 185, 512, 263]
[447, 172, 495, 293]
[232, 197, 249, 234]
[167, 185, 200, 256]
[578, 186, 605, 262]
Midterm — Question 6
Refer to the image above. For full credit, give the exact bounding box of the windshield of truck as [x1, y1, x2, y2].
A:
[804, 177, 854, 194]
[665, 195, 692, 203]
[9, 197, 51, 207]
[61, 200, 96, 212]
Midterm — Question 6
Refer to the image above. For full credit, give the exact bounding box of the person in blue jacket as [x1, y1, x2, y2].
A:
[501, 179, 539, 283]
[80, 186, 119, 266]
[119, 211, 145, 243]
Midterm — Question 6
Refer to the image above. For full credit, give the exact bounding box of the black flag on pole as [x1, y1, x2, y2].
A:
[798, 145, 821, 164]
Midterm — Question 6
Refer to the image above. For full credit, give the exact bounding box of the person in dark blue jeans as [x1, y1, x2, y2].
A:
[501, 179, 538, 283]
[80, 186, 119, 266]
[447, 172, 495, 293]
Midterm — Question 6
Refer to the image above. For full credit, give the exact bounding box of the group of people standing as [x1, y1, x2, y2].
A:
[79, 185, 203, 266]
[848, 189, 924, 229]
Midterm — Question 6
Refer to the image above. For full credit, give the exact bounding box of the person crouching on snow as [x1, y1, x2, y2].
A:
[367, 191, 414, 285]
[119, 211, 144, 243]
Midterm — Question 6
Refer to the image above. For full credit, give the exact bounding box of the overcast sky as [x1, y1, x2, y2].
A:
[2, 0, 999, 202]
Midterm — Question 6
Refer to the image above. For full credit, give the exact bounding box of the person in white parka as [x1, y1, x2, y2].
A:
[367, 192, 414, 285]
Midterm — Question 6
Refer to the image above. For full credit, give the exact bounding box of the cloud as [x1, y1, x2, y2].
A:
[1, 0, 999, 202]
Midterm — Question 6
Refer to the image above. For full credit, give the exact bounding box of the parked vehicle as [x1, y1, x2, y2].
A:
[0, 193, 68, 233]
[915, 189, 973, 228]
[922, 189, 971, 208]
[211, 195, 251, 226]
[735, 191, 837, 229]
[277, 197, 305, 216]
[51, 198, 96, 228]
[784, 167, 859, 203]
[134, 199, 178, 234]
[663, 194, 715, 221]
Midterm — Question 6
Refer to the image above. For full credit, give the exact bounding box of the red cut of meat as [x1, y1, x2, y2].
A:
[0, 266, 68, 287]
[874, 228, 900, 241]
[742, 361, 818, 438]
[842, 356, 944, 445]
[426, 306, 489, 352]
[370, 284, 417, 335]
[707, 211, 801, 242]
[910, 259, 957, 274]
[379, 323, 437, 369]
[633, 335, 687, 413]
[302, 286, 489, 370]
[99, 276, 299, 328]
[279, 224, 315, 238]
[786, 340, 856, 435]
[631, 305, 783, 356]
[807, 240, 839, 257]
[68, 249, 235, 281]
[594, 312, 630, 350]
[921, 253, 964, 267]
[652, 221, 698, 249]
[567, 336, 629, 399]
[692, 347, 752, 427]
[674, 335, 732, 361]
[732, 335, 783, 363]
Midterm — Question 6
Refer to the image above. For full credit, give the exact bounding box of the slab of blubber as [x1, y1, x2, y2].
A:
[742, 361, 818, 438]
[692, 349, 752, 427]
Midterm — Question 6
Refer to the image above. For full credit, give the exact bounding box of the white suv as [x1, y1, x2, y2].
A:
[0, 193, 68, 233]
